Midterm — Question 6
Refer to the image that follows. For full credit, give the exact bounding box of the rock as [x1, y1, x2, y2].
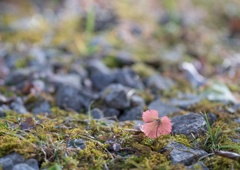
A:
[181, 62, 206, 87]
[32, 101, 51, 114]
[119, 106, 143, 121]
[56, 85, 82, 112]
[102, 84, 130, 110]
[67, 139, 85, 150]
[0, 153, 24, 170]
[130, 95, 145, 108]
[87, 59, 110, 75]
[0, 105, 9, 117]
[165, 142, 207, 166]
[91, 108, 104, 119]
[116, 68, 143, 89]
[90, 72, 116, 91]
[51, 74, 81, 90]
[13, 163, 35, 170]
[116, 51, 134, 66]
[103, 108, 120, 117]
[235, 117, 240, 124]
[148, 99, 181, 116]
[169, 96, 201, 109]
[171, 113, 216, 137]
[10, 97, 28, 114]
[147, 74, 174, 91]
[5, 71, 28, 86]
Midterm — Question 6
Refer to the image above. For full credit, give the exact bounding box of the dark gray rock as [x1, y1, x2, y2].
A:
[119, 106, 143, 121]
[56, 85, 82, 112]
[186, 161, 209, 170]
[91, 108, 104, 119]
[169, 96, 201, 109]
[147, 74, 174, 91]
[5, 71, 28, 86]
[116, 51, 134, 66]
[13, 163, 35, 170]
[130, 95, 145, 108]
[87, 59, 110, 74]
[165, 142, 207, 166]
[0, 105, 9, 117]
[103, 108, 120, 117]
[51, 74, 81, 90]
[235, 117, 240, 124]
[0, 153, 24, 170]
[116, 68, 143, 89]
[90, 72, 116, 90]
[32, 101, 50, 114]
[171, 113, 216, 137]
[103, 84, 130, 109]
[148, 99, 181, 117]
[10, 98, 28, 114]
[25, 159, 39, 170]
[67, 139, 85, 150]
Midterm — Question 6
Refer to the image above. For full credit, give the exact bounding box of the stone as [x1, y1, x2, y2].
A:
[5, 71, 28, 86]
[165, 142, 207, 166]
[13, 163, 35, 170]
[32, 101, 50, 114]
[130, 95, 145, 108]
[87, 59, 110, 75]
[147, 74, 174, 91]
[169, 96, 201, 109]
[181, 62, 206, 87]
[148, 99, 181, 117]
[67, 139, 85, 150]
[103, 84, 130, 110]
[10, 97, 28, 114]
[0, 105, 9, 117]
[171, 113, 216, 137]
[103, 108, 120, 117]
[51, 74, 81, 90]
[186, 161, 209, 170]
[90, 72, 116, 91]
[116, 51, 134, 66]
[56, 85, 82, 112]
[116, 68, 143, 89]
[91, 108, 104, 119]
[0, 153, 24, 170]
[118, 106, 143, 121]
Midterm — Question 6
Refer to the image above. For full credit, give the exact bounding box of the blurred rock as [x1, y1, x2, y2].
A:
[181, 62, 206, 87]
[51, 74, 81, 90]
[148, 99, 181, 116]
[10, 97, 28, 114]
[103, 108, 120, 117]
[147, 74, 174, 91]
[118, 106, 143, 121]
[25, 159, 39, 170]
[91, 108, 104, 119]
[32, 101, 51, 114]
[102, 84, 130, 110]
[0, 153, 24, 170]
[116, 68, 143, 89]
[90, 72, 116, 91]
[13, 163, 35, 170]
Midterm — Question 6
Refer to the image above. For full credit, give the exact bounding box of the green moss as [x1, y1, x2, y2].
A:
[204, 156, 240, 170]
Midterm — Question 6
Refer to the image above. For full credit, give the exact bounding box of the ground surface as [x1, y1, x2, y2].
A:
[0, 0, 240, 170]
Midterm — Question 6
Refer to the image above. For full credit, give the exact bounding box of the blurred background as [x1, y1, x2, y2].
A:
[1, 0, 240, 83]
